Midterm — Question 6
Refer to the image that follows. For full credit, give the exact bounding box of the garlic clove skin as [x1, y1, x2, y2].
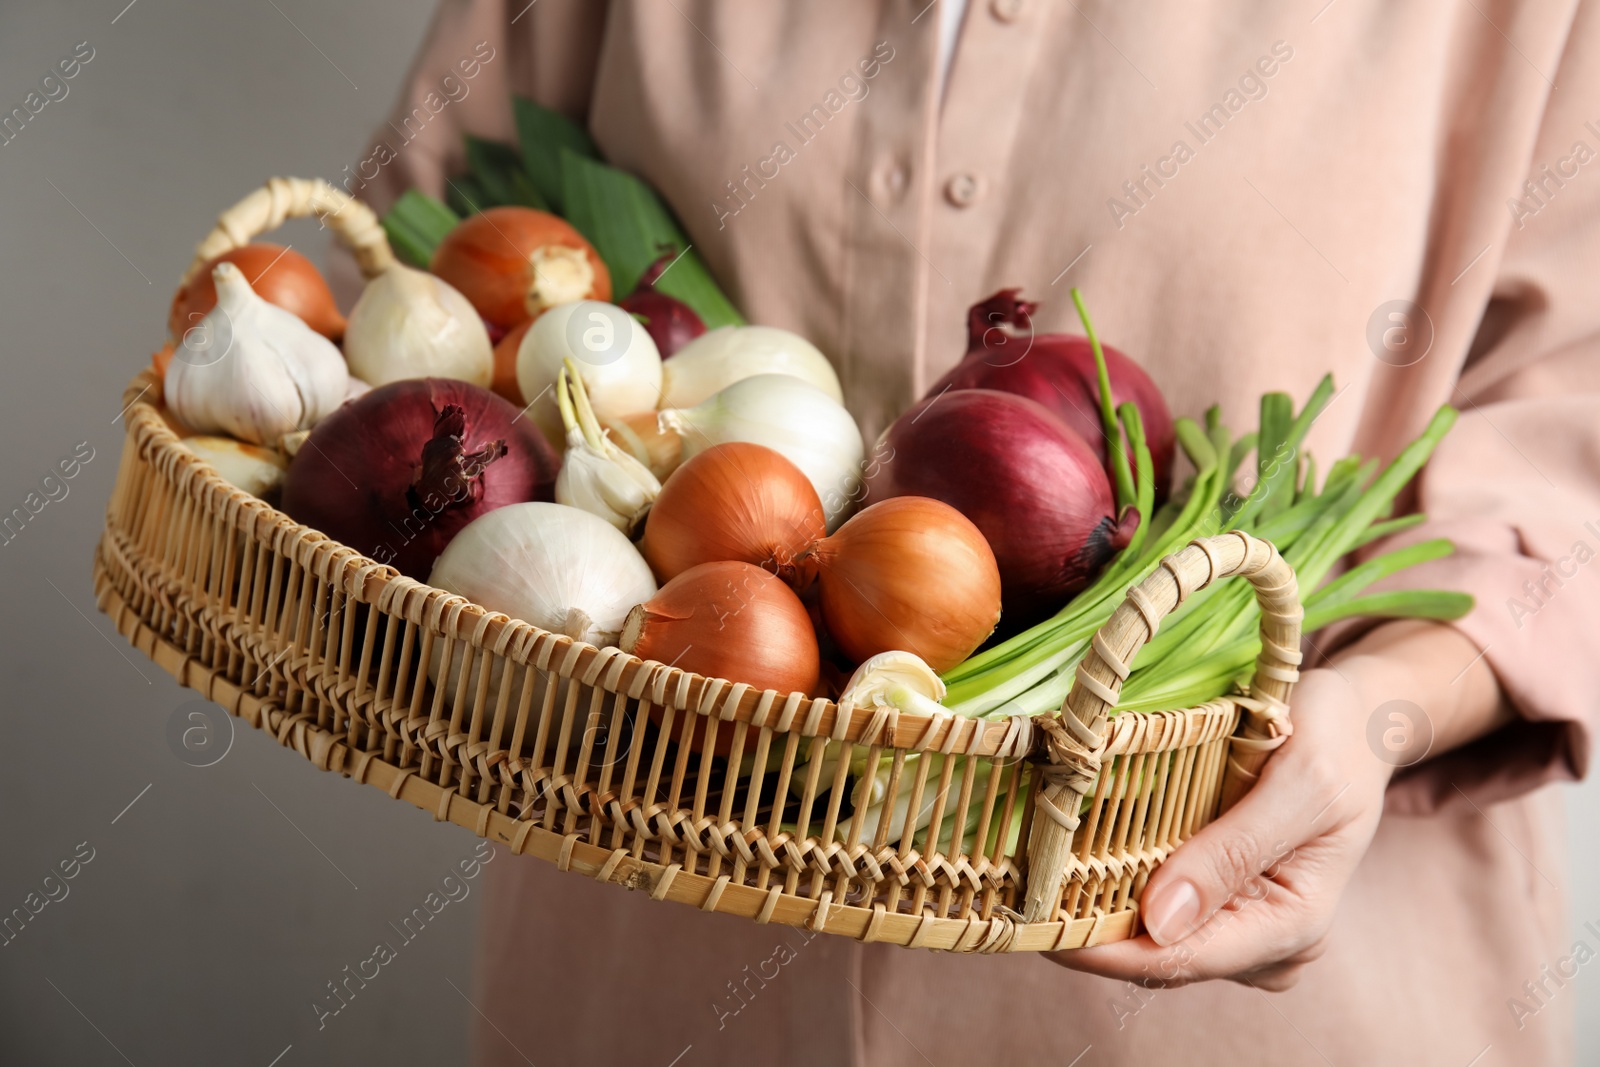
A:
[556, 437, 660, 533]
[343, 264, 493, 388]
[165, 262, 349, 446]
[178, 434, 288, 498]
[553, 360, 661, 532]
[840, 651, 948, 713]
[601, 410, 683, 480]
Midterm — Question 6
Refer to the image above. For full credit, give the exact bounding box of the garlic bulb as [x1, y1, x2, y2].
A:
[427, 502, 657, 648]
[165, 262, 349, 445]
[517, 300, 662, 447]
[790, 651, 980, 844]
[660, 325, 842, 409]
[178, 435, 288, 498]
[601, 410, 683, 480]
[661, 374, 865, 531]
[343, 264, 492, 388]
[555, 361, 659, 533]
[840, 651, 948, 716]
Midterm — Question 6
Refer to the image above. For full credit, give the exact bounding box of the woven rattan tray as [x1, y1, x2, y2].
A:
[93, 179, 1301, 953]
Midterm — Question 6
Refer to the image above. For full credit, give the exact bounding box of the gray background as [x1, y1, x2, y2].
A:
[0, 2, 1596, 1065]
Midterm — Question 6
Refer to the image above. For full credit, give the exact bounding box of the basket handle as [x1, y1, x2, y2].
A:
[179, 176, 395, 286]
[1019, 531, 1302, 924]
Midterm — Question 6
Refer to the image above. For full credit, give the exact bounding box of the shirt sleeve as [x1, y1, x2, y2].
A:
[1370, 3, 1600, 815]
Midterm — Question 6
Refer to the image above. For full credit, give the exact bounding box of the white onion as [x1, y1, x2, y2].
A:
[660, 373, 865, 531]
[659, 325, 842, 409]
[517, 300, 662, 446]
[343, 265, 493, 388]
[427, 502, 656, 647]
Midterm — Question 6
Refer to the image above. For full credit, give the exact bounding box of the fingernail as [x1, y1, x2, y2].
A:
[1144, 879, 1201, 946]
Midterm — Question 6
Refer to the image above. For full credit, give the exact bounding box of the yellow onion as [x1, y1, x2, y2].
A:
[802, 497, 1001, 672]
[169, 243, 345, 343]
[639, 443, 825, 586]
[622, 560, 819, 755]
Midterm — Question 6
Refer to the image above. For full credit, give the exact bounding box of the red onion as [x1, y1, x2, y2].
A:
[618, 253, 706, 357]
[930, 289, 1175, 500]
[282, 378, 559, 580]
[864, 389, 1138, 625]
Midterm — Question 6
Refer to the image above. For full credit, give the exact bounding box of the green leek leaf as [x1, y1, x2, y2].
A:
[465, 134, 547, 209]
[559, 148, 744, 327]
[513, 96, 599, 212]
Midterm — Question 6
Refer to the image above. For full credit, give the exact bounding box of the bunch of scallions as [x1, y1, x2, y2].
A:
[827, 294, 1472, 851]
[941, 293, 1472, 720]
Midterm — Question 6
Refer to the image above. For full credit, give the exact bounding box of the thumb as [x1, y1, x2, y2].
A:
[1138, 781, 1302, 947]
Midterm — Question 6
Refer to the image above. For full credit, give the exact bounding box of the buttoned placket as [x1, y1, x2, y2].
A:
[825, 1, 945, 442]
[919, 0, 1049, 389]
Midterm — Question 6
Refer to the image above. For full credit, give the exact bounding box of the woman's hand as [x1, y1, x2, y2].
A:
[1045, 619, 1510, 990]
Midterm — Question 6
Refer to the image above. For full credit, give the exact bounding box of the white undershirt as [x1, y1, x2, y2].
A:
[936, 0, 969, 91]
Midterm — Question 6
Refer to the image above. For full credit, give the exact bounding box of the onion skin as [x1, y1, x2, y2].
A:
[624, 561, 819, 755]
[169, 243, 345, 343]
[640, 443, 825, 586]
[430, 207, 611, 330]
[865, 389, 1137, 626]
[491, 319, 531, 405]
[618, 253, 705, 357]
[806, 497, 1001, 673]
[281, 378, 558, 580]
[930, 289, 1175, 500]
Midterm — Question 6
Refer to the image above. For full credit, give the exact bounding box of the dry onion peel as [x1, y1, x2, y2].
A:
[660, 373, 863, 531]
[803, 497, 1002, 673]
[638, 441, 824, 586]
[622, 560, 819, 756]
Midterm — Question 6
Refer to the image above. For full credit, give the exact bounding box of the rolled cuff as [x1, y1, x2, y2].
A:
[1359, 518, 1598, 816]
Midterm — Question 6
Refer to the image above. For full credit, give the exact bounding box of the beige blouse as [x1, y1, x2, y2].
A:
[355, 1, 1600, 1062]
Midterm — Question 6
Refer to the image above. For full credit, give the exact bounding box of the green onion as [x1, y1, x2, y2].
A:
[940, 379, 1471, 724]
[1071, 289, 1137, 511]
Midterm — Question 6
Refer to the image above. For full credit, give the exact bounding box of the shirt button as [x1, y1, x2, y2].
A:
[874, 157, 911, 202]
[945, 173, 981, 207]
[990, 0, 1025, 23]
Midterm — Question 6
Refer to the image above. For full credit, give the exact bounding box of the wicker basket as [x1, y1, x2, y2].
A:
[93, 179, 1302, 954]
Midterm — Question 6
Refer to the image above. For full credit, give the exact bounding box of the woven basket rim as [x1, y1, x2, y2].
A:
[105, 368, 1288, 953]
[133, 369, 1156, 759]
